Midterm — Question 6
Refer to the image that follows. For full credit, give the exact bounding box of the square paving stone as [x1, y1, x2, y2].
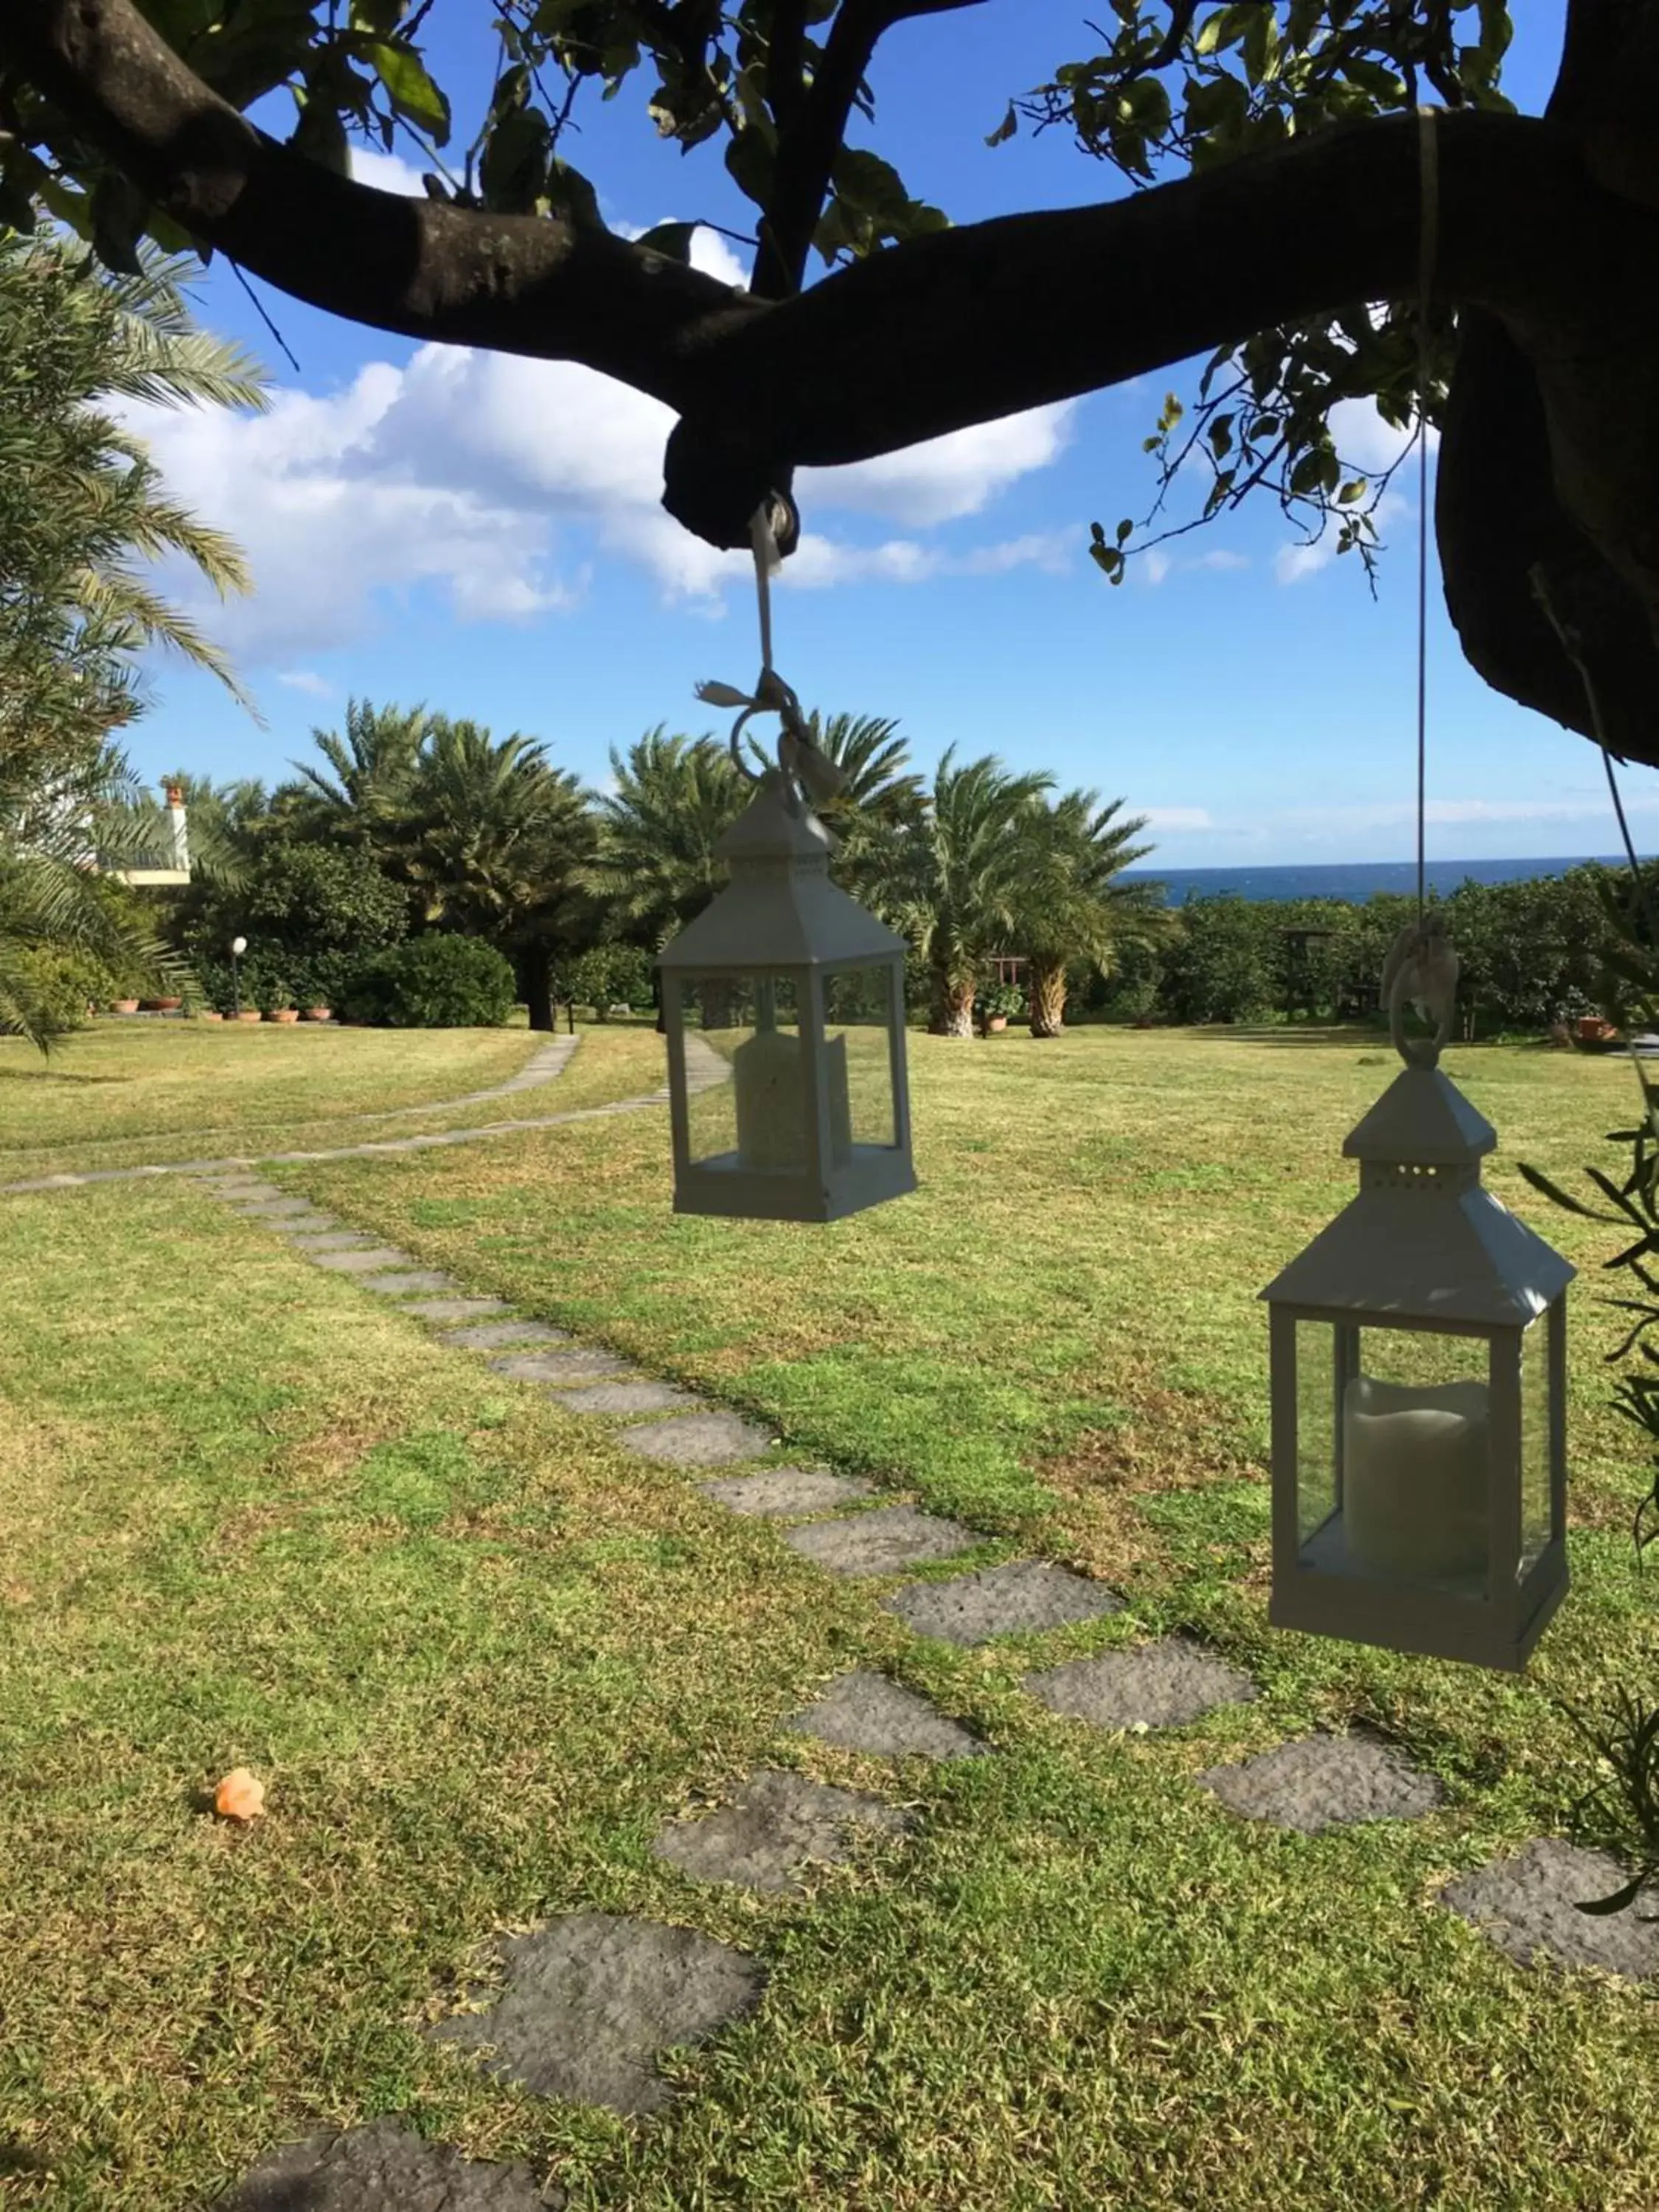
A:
[884, 1559, 1123, 1646]
[310, 1245, 417, 1273]
[561, 1380, 704, 1416]
[786, 1670, 989, 1759]
[652, 1767, 916, 1893]
[1025, 1637, 1259, 1731]
[396, 1295, 515, 1323]
[428, 1912, 763, 2114]
[226, 2119, 559, 2209]
[781, 1506, 980, 1576]
[362, 1270, 463, 1296]
[700, 1467, 877, 1518]
[445, 1320, 571, 1352]
[622, 1411, 776, 1467]
[490, 1348, 633, 1385]
[234, 1198, 320, 1217]
[285, 1231, 375, 1253]
[1441, 1838, 1659, 1979]
[269, 1214, 341, 1233]
[1197, 1731, 1444, 1834]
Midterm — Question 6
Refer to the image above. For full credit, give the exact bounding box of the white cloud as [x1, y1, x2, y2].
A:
[1192, 548, 1249, 573]
[119, 318, 1074, 658]
[349, 146, 426, 197]
[275, 668, 332, 697]
[1144, 806, 1215, 832]
[619, 220, 751, 293]
[1141, 549, 1172, 587]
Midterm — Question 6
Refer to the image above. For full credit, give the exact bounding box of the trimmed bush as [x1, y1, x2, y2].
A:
[4, 946, 119, 1035]
[340, 934, 517, 1028]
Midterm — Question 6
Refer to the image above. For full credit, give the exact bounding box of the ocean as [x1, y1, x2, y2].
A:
[1121, 855, 1639, 907]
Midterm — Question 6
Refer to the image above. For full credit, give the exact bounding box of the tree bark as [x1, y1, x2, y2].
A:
[11, 0, 1659, 757]
[1029, 961, 1067, 1039]
[519, 942, 556, 1032]
[928, 971, 975, 1038]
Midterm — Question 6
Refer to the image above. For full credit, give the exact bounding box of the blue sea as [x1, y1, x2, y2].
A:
[1121, 855, 1640, 907]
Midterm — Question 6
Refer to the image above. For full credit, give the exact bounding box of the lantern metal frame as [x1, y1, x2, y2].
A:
[1259, 986, 1574, 1673]
[658, 767, 916, 1225]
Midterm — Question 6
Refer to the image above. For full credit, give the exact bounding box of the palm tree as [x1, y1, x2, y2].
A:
[591, 726, 749, 945]
[800, 709, 924, 917]
[894, 748, 1054, 1037]
[396, 718, 591, 925]
[284, 698, 431, 838]
[1013, 790, 1161, 1037]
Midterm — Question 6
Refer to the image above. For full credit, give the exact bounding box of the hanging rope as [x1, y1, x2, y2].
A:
[695, 501, 846, 810]
[1380, 106, 1458, 1069]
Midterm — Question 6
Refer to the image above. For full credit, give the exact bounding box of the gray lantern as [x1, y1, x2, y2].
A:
[658, 771, 916, 1224]
[1260, 947, 1573, 1672]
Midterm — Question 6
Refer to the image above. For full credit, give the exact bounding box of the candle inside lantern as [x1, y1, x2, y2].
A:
[1343, 1373, 1489, 1585]
[733, 1026, 807, 1170]
[827, 1032, 853, 1166]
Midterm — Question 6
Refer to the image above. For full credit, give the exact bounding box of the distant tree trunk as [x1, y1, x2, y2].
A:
[928, 967, 975, 1037]
[1029, 959, 1067, 1038]
[520, 942, 556, 1032]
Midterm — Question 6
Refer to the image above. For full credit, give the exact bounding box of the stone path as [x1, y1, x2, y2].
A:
[191, 1161, 1658, 2198]
[0, 1031, 730, 1196]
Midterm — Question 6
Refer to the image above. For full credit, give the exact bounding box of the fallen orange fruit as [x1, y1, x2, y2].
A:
[213, 1767, 266, 1823]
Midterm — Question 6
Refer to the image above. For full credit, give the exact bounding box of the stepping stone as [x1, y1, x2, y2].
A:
[781, 1505, 979, 1576]
[621, 1412, 775, 1467]
[561, 1380, 703, 1416]
[1197, 1731, 1444, 1834]
[362, 1270, 462, 1296]
[490, 1348, 633, 1385]
[204, 1180, 279, 1197]
[226, 2119, 557, 2209]
[886, 1559, 1123, 1646]
[1441, 1838, 1659, 1979]
[398, 1295, 516, 1324]
[233, 1198, 319, 1217]
[1025, 1637, 1259, 1732]
[443, 1319, 571, 1352]
[270, 1214, 341, 1234]
[285, 1231, 375, 1253]
[700, 1467, 877, 1518]
[786, 1670, 988, 1759]
[428, 1912, 762, 2115]
[652, 1767, 915, 1893]
[310, 1246, 417, 1273]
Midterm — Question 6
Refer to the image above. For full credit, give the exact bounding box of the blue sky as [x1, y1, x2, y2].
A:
[124, 1, 1653, 868]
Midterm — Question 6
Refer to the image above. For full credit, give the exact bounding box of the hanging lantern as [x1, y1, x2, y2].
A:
[658, 768, 916, 1223]
[1259, 925, 1573, 1672]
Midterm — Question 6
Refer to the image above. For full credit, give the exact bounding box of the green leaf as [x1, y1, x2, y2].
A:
[725, 128, 776, 211]
[1116, 518, 1133, 544]
[832, 147, 911, 219]
[635, 221, 699, 264]
[89, 173, 147, 276]
[0, 170, 38, 235]
[1575, 1875, 1646, 1918]
[1516, 1161, 1614, 1220]
[985, 104, 1018, 148]
[367, 41, 452, 144]
[289, 89, 352, 176]
[1338, 478, 1366, 504]
[349, 0, 405, 32]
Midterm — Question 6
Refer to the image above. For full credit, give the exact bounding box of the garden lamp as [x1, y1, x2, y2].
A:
[230, 935, 246, 1019]
[658, 766, 915, 1223]
[1259, 927, 1573, 1672]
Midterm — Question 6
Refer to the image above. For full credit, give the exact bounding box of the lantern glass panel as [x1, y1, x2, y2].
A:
[681, 973, 808, 1175]
[1519, 1314, 1551, 1578]
[822, 965, 899, 1159]
[1298, 1318, 1493, 1595]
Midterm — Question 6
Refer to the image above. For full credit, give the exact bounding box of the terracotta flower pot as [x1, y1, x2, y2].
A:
[985, 1015, 1008, 1033]
[302, 1007, 333, 1023]
[1576, 1015, 1618, 1045]
[236, 1009, 262, 1023]
[142, 995, 183, 1012]
[200, 1010, 224, 1023]
[268, 1007, 300, 1023]
[111, 998, 139, 1014]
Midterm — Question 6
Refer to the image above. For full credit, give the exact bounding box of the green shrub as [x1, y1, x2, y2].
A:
[341, 934, 516, 1028]
[561, 942, 653, 1018]
[4, 945, 119, 1034]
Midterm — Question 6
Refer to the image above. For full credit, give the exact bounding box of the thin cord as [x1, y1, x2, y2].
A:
[227, 259, 302, 376]
[1415, 107, 1440, 929]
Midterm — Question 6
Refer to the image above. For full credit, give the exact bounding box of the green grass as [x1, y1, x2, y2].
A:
[0, 1020, 667, 1182]
[4, 1025, 1659, 2208]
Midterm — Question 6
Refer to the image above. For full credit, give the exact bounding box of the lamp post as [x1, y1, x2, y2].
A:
[230, 936, 247, 1020]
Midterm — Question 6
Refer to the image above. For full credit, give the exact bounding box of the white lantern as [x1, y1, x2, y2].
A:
[1260, 1050, 1574, 1673]
[658, 770, 916, 1223]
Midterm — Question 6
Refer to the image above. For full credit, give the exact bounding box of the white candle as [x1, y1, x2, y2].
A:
[826, 1032, 853, 1166]
[733, 1028, 807, 1171]
[1343, 1373, 1490, 1584]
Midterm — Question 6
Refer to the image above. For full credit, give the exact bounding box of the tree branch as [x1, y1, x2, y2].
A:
[750, 0, 988, 298]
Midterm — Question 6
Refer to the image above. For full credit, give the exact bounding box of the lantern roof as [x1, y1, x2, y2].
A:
[1259, 1181, 1574, 1325]
[658, 775, 907, 973]
[1343, 1065, 1495, 1164]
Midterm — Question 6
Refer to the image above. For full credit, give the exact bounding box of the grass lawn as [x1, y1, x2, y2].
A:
[0, 1020, 667, 1183]
[4, 1024, 1658, 2207]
